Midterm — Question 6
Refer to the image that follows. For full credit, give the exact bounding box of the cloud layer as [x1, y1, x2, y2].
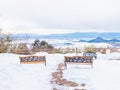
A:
[0, 0, 120, 34]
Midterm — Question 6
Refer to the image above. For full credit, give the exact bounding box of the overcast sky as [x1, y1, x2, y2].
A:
[0, 0, 120, 34]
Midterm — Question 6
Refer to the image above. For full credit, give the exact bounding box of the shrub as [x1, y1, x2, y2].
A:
[84, 45, 97, 53]
[10, 43, 32, 55]
[31, 40, 54, 52]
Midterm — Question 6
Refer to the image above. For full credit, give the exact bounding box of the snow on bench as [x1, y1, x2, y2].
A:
[19, 55, 46, 66]
[64, 56, 93, 68]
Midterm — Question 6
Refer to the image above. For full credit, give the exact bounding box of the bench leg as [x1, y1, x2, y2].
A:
[64, 62, 67, 69]
[91, 63, 93, 68]
[45, 60, 46, 66]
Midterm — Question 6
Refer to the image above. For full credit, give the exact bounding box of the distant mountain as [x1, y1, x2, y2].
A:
[11, 32, 120, 39]
[108, 39, 120, 42]
[79, 40, 87, 42]
[40, 32, 120, 39]
[80, 37, 120, 43]
[88, 37, 107, 43]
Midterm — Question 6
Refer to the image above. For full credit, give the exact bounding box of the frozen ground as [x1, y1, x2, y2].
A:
[0, 52, 120, 90]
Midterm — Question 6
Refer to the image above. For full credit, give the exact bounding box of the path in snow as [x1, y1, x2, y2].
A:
[50, 63, 88, 90]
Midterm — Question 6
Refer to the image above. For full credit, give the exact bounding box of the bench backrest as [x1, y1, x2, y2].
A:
[19, 55, 46, 65]
[64, 56, 93, 68]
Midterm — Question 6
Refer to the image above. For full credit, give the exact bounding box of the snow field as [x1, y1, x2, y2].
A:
[0, 52, 120, 90]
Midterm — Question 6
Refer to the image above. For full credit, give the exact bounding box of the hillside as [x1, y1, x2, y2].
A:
[11, 32, 120, 39]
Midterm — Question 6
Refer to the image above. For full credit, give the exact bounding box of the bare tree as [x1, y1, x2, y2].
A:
[0, 31, 12, 53]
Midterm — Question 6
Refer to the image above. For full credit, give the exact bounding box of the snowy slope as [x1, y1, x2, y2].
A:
[0, 53, 64, 90]
[0, 52, 120, 90]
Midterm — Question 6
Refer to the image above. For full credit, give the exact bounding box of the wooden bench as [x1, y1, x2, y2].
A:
[19, 55, 46, 66]
[64, 56, 93, 68]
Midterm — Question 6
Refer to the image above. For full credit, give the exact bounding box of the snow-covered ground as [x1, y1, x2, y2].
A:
[0, 52, 120, 90]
